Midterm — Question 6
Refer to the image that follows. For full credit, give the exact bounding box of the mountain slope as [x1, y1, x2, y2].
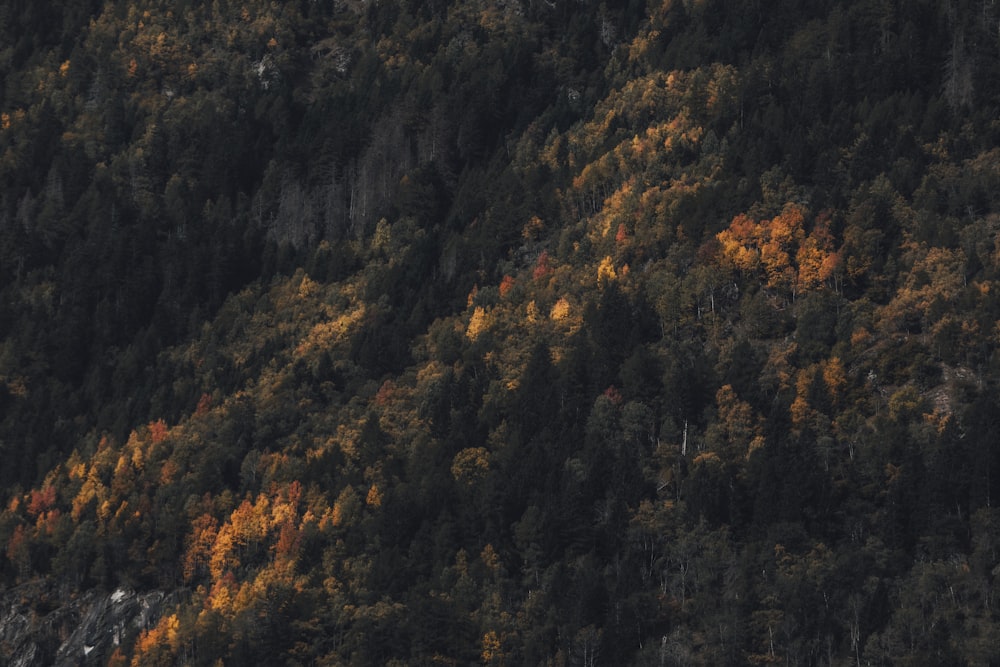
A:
[3, 0, 1000, 664]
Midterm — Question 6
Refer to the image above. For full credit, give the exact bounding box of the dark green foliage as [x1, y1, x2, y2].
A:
[4, 0, 1000, 665]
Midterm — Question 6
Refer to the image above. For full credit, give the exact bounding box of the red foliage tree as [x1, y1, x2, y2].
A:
[533, 251, 551, 280]
[27, 485, 57, 518]
[499, 274, 516, 297]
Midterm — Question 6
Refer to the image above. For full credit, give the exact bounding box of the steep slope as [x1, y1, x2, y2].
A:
[4, 0, 1000, 664]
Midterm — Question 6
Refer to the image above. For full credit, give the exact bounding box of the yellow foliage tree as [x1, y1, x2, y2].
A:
[131, 613, 180, 667]
[710, 384, 764, 458]
[366, 483, 382, 508]
[466, 306, 491, 341]
[719, 204, 841, 299]
[183, 513, 219, 582]
[209, 523, 238, 580]
[550, 297, 571, 320]
[482, 630, 506, 665]
[796, 211, 841, 293]
[597, 256, 617, 284]
[717, 213, 763, 276]
[759, 204, 805, 292]
[821, 357, 846, 406]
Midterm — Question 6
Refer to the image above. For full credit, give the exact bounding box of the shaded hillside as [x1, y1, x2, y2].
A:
[3, 0, 1000, 664]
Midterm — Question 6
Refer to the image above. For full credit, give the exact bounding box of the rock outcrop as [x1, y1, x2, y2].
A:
[0, 581, 172, 666]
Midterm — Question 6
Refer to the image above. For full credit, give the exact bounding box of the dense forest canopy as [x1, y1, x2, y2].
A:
[3, 0, 1000, 664]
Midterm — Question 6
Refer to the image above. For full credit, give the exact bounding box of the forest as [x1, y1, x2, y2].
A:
[2, 0, 1000, 664]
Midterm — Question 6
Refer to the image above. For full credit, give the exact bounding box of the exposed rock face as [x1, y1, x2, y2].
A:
[0, 581, 171, 666]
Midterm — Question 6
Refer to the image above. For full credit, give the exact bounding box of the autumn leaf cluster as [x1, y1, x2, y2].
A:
[4, 0, 1000, 665]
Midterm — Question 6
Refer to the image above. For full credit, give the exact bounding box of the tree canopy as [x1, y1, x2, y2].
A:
[4, 0, 1000, 664]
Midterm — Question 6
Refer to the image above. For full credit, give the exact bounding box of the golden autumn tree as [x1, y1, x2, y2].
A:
[789, 357, 845, 435]
[131, 613, 180, 667]
[717, 212, 763, 278]
[719, 204, 842, 300]
[707, 384, 764, 459]
[183, 513, 219, 582]
[759, 204, 806, 293]
[209, 522, 239, 580]
[796, 210, 843, 293]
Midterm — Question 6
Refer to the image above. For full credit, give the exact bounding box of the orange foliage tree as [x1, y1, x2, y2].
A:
[718, 204, 842, 299]
[27, 485, 57, 518]
[499, 274, 516, 297]
[183, 513, 220, 582]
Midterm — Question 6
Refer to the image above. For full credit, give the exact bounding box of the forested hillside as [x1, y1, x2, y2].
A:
[3, 0, 1000, 664]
